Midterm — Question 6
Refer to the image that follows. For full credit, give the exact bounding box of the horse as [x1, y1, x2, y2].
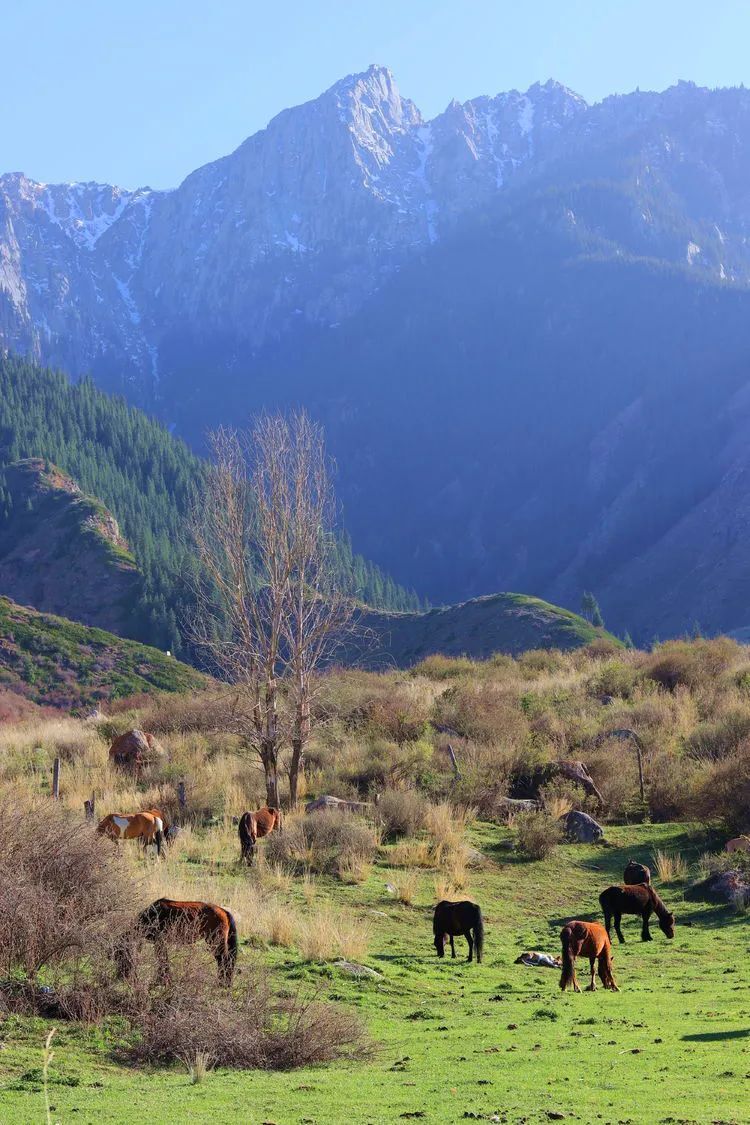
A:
[623, 859, 651, 885]
[116, 898, 238, 986]
[97, 811, 163, 856]
[559, 921, 619, 993]
[238, 806, 281, 863]
[725, 836, 750, 854]
[599, 884, 675, 943]
[433, 900, 484, 963]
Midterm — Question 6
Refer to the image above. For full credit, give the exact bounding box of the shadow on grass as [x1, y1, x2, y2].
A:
[682, 1028, 750, 1042]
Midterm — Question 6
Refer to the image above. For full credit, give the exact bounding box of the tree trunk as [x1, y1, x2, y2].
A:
[289, 739, 303, 808]
[262, 743, 280, 808]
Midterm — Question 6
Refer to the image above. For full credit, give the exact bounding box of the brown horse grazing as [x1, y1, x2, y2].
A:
[239, 806, 281, 863]
[560, 921, 619, 992]
[726, 836, 750, 854]
[623, 860, 651, 885]
[97, 811, 163, 856]
[116, 898, 238, 985]
[433, 900, 484, 962]
[599, 884, 675, 943]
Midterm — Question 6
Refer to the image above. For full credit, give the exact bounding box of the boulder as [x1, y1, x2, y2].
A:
[495, 797, 538, 816]
[305, 794, 370, 815]
[562, 810, 604, 843]
[333, 960, 382, 979]
[108, 729, 164, 772]
[685, 870, 750, 907]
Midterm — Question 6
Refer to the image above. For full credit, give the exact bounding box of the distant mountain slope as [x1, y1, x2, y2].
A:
[0, 354, 421, 654]
[0, 458, 141, 635]
[0, 596, 205, 709]
[356, 593, 613, 668]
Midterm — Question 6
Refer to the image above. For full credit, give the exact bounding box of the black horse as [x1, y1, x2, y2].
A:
[599, 884, 675, 943]
[433, 900, 484, 962]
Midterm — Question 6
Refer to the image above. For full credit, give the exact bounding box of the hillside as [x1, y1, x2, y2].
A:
[0, 354, 421, 656]
[356, 592, 613, 667]
[0, 596, 206, 708]
[0, 458, 141, 635]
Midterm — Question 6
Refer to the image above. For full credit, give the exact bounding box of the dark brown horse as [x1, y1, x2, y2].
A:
[239, 806, 281, 863]
[559, 921, 619, 992]
[599, 884, 675, 943]
[433, 900, 484, 962]
[116, 898, 238, 985]
[623, 860, 651, 885]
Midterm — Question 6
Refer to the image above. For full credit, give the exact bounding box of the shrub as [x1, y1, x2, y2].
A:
[296, 905, 371, 962]
[366, 689, 430, 746]
[264, 811, 377, 877]
[652, 849, 689, 882]
[388, 869, 419, 906]
[684, 710, 750, 762]
[514, 810, 562, 860]
[410, 655, 475, 680]
[642, 638, 739, 693]
[376, 789, 428, 839]
[690, 743, 750, 834]
[123, 950, 369, 1069]
[590, 660, 637, 700]
[0, 798, 138, 978]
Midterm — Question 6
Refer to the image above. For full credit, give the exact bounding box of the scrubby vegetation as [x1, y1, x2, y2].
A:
[1, 635, 749, 1120]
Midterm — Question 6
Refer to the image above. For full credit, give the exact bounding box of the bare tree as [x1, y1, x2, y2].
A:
[190, 412, 354, 807]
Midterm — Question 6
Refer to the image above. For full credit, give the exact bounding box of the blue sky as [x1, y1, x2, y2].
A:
[5, 0, 748, 189]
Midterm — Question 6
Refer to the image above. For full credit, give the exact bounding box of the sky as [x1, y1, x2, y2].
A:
[4, 0, 749, 189]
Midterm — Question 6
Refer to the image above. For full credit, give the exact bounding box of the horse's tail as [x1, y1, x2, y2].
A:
[473, 906, 484, 963]
[238, 812, 256, 862]
[559, 926, 578, 991]
[221, 909, 238, 985]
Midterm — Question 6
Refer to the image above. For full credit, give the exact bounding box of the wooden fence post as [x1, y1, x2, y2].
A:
[52, 757, 60, 800]
[84, 794, 95, 821]
[446, 743, 461, 780]
[177, 779, 186, 811]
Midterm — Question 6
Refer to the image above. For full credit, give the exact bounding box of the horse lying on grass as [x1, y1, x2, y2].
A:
[238, 806, 281, 863]
[116, 898, 238, 986]
[97, 811, 163, 856]
[433, 900, 484, 963]
[599, 884, 675, 943]
[559, 921, 619, 993]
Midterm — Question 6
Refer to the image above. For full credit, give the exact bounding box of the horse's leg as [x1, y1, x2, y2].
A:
[614, 912, 625, 944]
[466, 930, 473, 962]
[572, 962, 581, 993]
[603, 908, 612, 939]
[641, 908, 652, 941]
[585, 957, 596, 991]
[450, 935, 456, 959]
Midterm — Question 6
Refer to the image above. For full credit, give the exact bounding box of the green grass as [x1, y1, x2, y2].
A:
[0, 821, 747, 1124]
[0, 597, 207, 708]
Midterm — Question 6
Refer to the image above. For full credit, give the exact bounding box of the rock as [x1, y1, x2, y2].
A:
[305, 794, 371, 815]
[108, 729, 164, 772]
[494, 797, 538, 816]
[562, 810, 604, 843]
[333, 960, 382, 979]
[685, 870, 750, 907]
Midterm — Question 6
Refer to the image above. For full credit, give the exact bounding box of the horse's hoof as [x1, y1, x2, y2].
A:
[585, 985, 595, 992]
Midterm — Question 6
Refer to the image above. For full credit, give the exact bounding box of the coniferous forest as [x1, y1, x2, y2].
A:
[0, 354, 421, 656]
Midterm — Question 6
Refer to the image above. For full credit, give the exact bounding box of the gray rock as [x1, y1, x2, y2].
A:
[333, 960, 382, 979]
[305, 794, 370, 815]
[562, 810, 604, 843]
[685, 870, 750, 907]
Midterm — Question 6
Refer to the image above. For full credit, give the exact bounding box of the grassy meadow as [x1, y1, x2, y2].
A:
[0, 638, 749, 1123]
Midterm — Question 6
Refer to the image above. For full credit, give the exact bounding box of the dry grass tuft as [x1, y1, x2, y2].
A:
[652, 849, 689, 882]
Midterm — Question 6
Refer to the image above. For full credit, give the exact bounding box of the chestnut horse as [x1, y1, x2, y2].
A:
[726, 836, 750, 854]
[116, 897, 238, 985]
[599, 884, 675, 943]
[623, 860, 651, 885]
[97, 811, 163, 856]
[238, 806, 281, 863]
[560, 921, 618, 992]
[433, 900, 484, 962]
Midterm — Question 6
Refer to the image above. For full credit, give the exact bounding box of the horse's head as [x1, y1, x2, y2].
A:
[434, 932, 446, 958]
[659, 912, 676, 939]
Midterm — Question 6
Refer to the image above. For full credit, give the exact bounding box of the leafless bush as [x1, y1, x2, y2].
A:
[690, 743, 750, 834]
[0, 797, 139, 978]
[265, 811, 377, 876]
[684, 710, 750, 762]
[642, 638, 739, 693]
[121, 948, 370, 1069]
[376, 789, 428, 839]
[514, 810, 562, 860]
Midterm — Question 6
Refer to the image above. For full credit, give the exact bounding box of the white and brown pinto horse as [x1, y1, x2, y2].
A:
[238, 806, 281, 863]
[97, 811, 164, 856]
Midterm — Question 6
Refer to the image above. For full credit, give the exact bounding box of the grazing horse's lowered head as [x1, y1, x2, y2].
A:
[238, 806, 281, 863]
[433, 900, 484, 963]
[117, 898, 238, 986]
